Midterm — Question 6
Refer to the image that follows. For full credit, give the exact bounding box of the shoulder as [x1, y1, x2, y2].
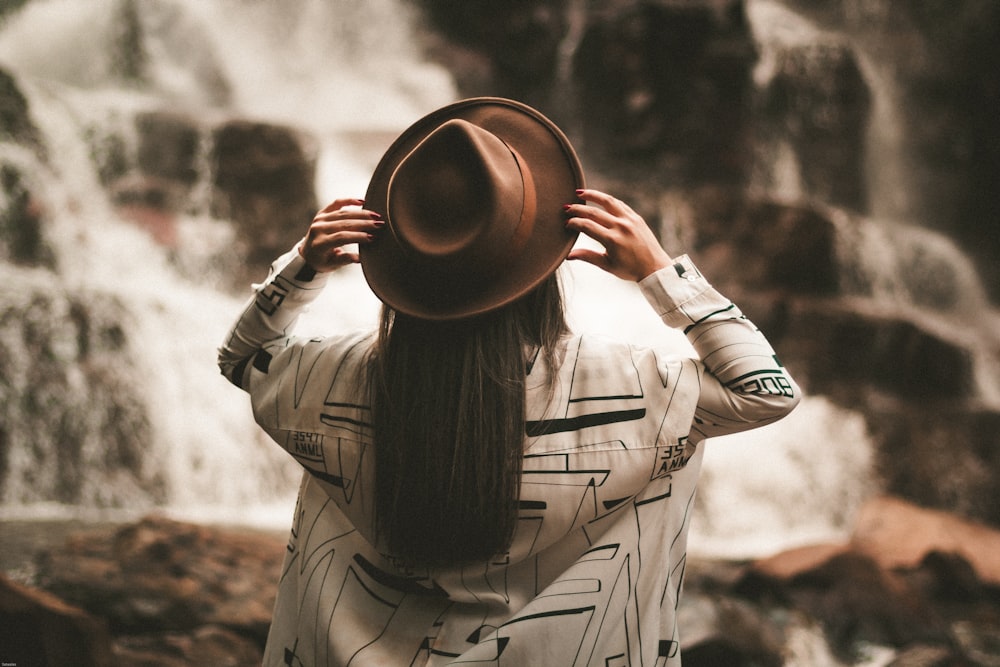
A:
[555, 333, 696, 398]
[249, 330, 375, 401]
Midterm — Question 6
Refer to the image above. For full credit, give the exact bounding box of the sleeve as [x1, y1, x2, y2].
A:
[217, 244, 331, 391]
[638, 255, 801, 442]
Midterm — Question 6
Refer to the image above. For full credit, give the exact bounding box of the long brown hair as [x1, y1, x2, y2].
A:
[368, 274, 568, 568]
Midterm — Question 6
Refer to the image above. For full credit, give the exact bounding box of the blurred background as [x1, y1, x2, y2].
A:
[1, 0, 998, 665]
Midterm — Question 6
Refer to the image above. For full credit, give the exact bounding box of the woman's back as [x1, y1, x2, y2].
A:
[218, 98, 800, 665]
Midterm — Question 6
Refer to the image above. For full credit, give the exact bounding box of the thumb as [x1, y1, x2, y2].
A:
[567, 248, 610, 271]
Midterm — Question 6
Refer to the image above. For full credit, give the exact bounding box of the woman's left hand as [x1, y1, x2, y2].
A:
[298, 197, 383, 272]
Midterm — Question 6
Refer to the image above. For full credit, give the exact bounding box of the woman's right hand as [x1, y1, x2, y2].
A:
[299, 197, 383, 272]
[564, 189, 673, 282]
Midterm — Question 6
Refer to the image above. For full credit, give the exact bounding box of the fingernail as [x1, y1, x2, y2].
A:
[370, 212, 382, 219]
[373, 220, 385, 227]
[575, 189, 584, 195]
[562, 204, 572, 211]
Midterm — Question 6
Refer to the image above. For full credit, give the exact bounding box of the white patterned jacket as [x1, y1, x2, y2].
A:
[219, 246, 800, 666]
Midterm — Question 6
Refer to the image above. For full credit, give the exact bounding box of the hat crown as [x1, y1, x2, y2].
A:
[361, 97, 584, 320]
[387, 119, 534, 267]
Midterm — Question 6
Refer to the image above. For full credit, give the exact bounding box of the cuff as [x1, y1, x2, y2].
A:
[638, 255, 720, 329]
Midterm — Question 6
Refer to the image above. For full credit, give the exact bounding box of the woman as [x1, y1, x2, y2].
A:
[219, 98, 799, 666]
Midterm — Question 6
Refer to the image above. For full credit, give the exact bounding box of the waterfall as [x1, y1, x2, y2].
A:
[5, 0, 995, 565]
[0, 0, 457, 526]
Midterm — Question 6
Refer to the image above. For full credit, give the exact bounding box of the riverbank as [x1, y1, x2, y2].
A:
[3, 496, 1000, 666]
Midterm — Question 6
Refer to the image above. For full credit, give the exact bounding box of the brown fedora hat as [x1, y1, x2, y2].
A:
[360, 97, 585, 320]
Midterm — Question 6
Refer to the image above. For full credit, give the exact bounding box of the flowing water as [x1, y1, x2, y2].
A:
[0, 0, 995, 578]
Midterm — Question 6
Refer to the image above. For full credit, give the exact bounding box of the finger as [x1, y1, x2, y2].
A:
[576, 189, 619, 212]
[309, 217, 383, 236]
[330, 248, 361, 265]
[577, 189, 642, 223]
[565, 213, 618, 247]
[314, 209, 382, 226]
[318, 197, 365, 214]
[309, 230, 375, 252]
[566, 247, 610, 270]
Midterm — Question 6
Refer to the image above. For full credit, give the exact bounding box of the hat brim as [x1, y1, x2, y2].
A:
[360, 98, 584, 320]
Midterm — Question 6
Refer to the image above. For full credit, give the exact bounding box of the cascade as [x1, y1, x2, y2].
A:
[0, 0, 995, 562]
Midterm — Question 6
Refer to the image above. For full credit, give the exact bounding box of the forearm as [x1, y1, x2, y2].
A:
[218, 245, 329, 389]
[640, 256, 801, 437]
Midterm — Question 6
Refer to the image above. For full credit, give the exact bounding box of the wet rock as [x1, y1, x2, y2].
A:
[113, 625, 263, 667]
[15, 506, 1000, 666]
[35, 516, 285, 648]
[851, 496, 1000, 587]
[572, 0, 756, 187]
[753, 30, 871, 212]
[779, 0, 1000, 301]
[871, 409, 1000, 527]
[678, 591, 785, 667]
[0, 65, 46, 159]
[414, 0, 568, 103]
[0, 160, 55, 267]
[733, 496, 1000, 663]
[0, 572, 113, 667]
[135, 110, 203, 187]
[766, 300, 976, 402]
[685, 190, 841, 296]
[209, 119, 318, 284]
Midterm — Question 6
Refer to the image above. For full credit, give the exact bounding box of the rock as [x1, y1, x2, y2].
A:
[0, 65, 46, 159]
[413, 0, 568, 104]
[686, 192, 841, 296]
[113, 625, 263, 667]
[101, 110, 204, 248]
[851, 496, 1000, 587]
[678, 592, 785, 667]
[0, 572, 113, 667]
[871, 408, 1000, 527]
[0, 159, 56, 267]
[573, 0, 756, 187]
[752, 25, 871, 212]
[135, 110, 203, 187]
[745, 543, 850, 582]
[35, 515, 286, 647]
[209, 119, 318, 285]
[779, 0, 1000, 301]
[762, 299, 976, 403]
[740, 548, 952, 661]
[731, 496, 1000, 662]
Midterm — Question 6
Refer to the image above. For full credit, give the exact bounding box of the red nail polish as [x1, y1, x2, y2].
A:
[575, 189, 584, 195]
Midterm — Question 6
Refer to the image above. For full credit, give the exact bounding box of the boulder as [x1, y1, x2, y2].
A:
[851, 496, 1000, 587]
[209, 119, 318, 285]
[572, 0, 756, 187]
[686, 191, 841, 296]
[0, 65, 46, 159]
[0, 572, 113, 667]
[765, 300, 976, 403]
[870, 409, 1000, 526]
[752, 31, 871, 212]
[0, 159, 56, 267]
[414, 0, 568, 103]
[35, 515, 286, 646]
